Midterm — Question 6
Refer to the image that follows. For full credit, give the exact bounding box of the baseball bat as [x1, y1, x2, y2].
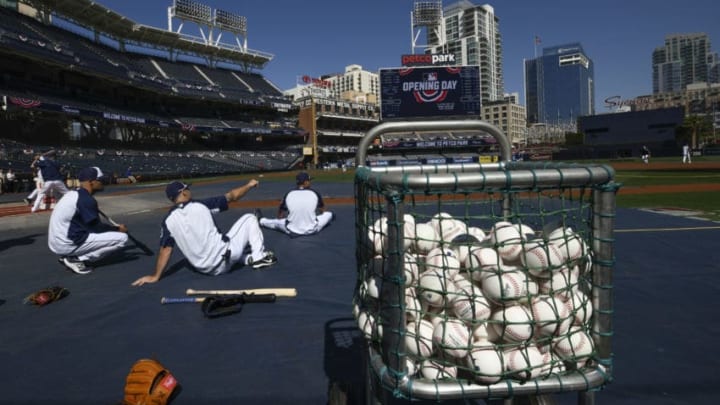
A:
[161, 297, 204, 304]
[98, 210, 154, 256]
[186, 288, 297, 297]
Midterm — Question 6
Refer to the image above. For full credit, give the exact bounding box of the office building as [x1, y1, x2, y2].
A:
[524, 43, 594, 126]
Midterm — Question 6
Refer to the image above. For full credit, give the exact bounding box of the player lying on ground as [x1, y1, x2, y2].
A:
[131, 179, 276, 286]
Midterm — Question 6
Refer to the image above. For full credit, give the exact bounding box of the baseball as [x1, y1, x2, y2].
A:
[504, 345, 545, 381]
[467, 226, 487, 243]
[466, 247, 502, 282]
[403, 253, 420, 287]
[430, 212, 454, 234]
[367, 224, 386, 255]
[553, 326, 594, 367]
[451, 288, 492, 323]
[539, 265, 580, 299]
[530, 295, 573, 337]
[418, 268, 455, 307]
[521, 239, 565, 278]
[514, 223, 536, 241]
[539, 346, 567, 376]
[413, 222, 439, 254]
[405, 319, 435, 357]
[566, 290, 594, 327]
[365, 276, 381, 299]
[481, 269, 536, 304]
[432, 318, 472, 358]
[490, 305, 533, 343]
[357, 310, 382, 341]
[425, 247, 461, 277]
[489, 221, 523, 262]
[420, 359, 457, 380]
[405, 291, 423, 322]
[466, 344, 505, 384]
[549, 227, 588, 262]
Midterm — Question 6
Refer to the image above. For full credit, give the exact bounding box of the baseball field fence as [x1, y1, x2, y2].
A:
[353, 120, 619, 404]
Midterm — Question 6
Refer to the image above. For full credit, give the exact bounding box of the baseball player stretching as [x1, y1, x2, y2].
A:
[131, 179, 276, 286]
[49, 167, 129, 274]
[258, 172, 334, 237]
[30, 151, 69, 213]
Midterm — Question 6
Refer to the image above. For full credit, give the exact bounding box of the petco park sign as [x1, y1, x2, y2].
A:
[401, 53, 456, 66]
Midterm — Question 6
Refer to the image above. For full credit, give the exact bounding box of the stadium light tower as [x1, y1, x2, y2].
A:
[214, 9, 249, 52]
[168, 0, 213, 43]
[411, 1, 444, 55]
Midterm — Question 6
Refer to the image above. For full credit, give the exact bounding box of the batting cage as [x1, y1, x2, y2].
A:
[352, 120, 619, 404]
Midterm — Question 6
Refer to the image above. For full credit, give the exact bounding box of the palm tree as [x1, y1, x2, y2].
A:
[682, 114, 713, 148]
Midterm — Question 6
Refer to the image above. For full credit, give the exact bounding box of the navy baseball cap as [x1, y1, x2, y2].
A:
[77, 166, 105, 182]
[296, 172, 311, 184]
[165, 181, 190, 201]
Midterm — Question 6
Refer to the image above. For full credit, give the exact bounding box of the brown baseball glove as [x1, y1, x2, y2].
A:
[23, 286, 69, 306]
[123, 358, 178, 405]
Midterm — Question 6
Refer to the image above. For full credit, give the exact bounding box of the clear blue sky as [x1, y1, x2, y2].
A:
[93, 0, 719, 113]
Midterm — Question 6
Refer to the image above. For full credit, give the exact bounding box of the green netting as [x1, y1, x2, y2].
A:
[353, 163, 618, 402]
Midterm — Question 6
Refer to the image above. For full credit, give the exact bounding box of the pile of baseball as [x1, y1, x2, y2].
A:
[354, 213, 595, 384]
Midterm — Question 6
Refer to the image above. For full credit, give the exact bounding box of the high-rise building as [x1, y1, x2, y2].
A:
[653, 33, 719, 94]
[524, 43, 594, 126]
[425, 0, 503, 104]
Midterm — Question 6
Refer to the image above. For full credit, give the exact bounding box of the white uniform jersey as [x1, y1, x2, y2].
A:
[160, 196, 229, 273]
[282, 188, 324, 235]
[48, 189, 111, 252]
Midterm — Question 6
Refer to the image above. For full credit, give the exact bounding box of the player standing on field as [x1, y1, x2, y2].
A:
[131, 179, 276, 286]
[258, 172, 334, 237]
[30, 151, 69, 212]
[49, 166, 129, 274]
[682, 142, 692, 164]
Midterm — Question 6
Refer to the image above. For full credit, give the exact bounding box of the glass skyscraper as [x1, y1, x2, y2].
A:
[524, 43, 595, 125]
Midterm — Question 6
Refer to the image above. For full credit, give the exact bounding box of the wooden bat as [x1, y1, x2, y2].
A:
[98, 210, 154, 256]
[186, 288, 297, 297]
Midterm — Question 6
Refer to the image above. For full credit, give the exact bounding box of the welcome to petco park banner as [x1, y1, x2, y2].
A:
[379, 66, 481, 120]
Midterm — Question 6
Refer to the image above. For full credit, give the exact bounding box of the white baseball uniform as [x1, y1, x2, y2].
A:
[259, 187, 333, 236]
[48, 189, 129, 262]
[159, 196, 269, 275]
[32, 157, 69, 212]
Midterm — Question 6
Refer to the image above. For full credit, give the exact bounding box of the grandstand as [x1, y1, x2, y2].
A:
[0, 0, 303, 181]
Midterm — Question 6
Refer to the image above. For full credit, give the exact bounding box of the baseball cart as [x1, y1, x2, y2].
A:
[353, 120, 618, 404]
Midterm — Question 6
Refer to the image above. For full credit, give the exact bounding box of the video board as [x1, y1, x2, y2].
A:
[379, 66, 481, 120]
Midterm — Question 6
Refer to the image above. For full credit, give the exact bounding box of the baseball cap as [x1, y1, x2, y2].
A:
[77, 166, 105, 182]
[296, 172, 311, 184]
[165, 181, 190, 201]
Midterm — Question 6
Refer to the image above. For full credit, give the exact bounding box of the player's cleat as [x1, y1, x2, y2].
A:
[249, 250, 277, 269]
[59, 256, 92, 275]
[23, 198, 31, 206]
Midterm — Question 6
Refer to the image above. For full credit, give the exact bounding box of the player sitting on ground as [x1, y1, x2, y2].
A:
[258, 171, 334, 237]
[131, 179, 276, 286]
[49, 166, 129, 274]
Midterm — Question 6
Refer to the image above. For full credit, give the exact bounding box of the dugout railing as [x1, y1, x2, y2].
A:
[353, 120, 618, 404]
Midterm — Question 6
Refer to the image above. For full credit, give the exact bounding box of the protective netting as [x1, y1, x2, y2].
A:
[353, 163, 618, 401]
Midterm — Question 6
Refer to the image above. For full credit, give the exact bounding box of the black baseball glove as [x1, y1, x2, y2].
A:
[201, 293, 277, 319]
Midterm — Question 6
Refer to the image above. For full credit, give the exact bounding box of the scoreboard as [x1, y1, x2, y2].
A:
[379, 66, 481, 120]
